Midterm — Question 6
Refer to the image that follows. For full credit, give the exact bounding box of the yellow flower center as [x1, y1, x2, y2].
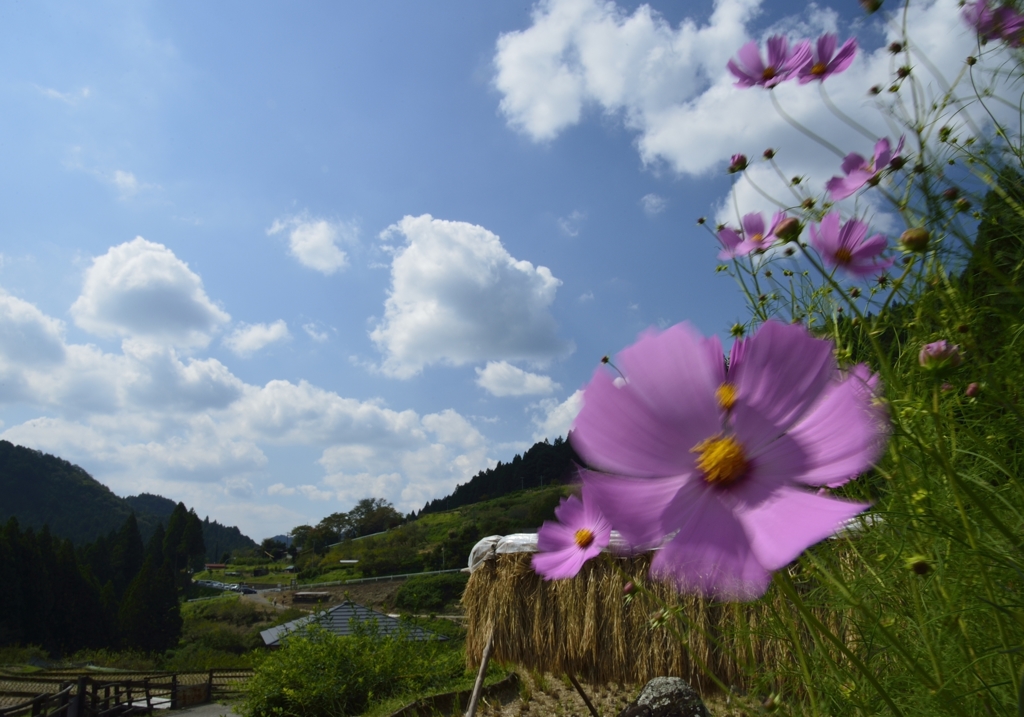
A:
[762, 66, 777, 81]
[715, 382, 738, 411]
[811, 61, 828, 76]
[834, 248, 854, 264]
[751, 232, 764, 244]
[692, 435, 749, 486]
[574, 528, 595, 549]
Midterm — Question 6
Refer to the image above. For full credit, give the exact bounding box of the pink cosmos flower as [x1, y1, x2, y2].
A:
[532, 490, 612, 580]
[727, 36, 812, 89]
[919, 340, 962, 370]
[571, 321, 885, 599]
[809, 212, 893, 278]
[826, 137, 905, 201]
[963, 0, 1024, 44]
[798, 34, 858, 83]
[717, 212, 787, 259]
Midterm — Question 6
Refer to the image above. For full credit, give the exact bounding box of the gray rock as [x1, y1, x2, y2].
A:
[615, 677, 711, 717]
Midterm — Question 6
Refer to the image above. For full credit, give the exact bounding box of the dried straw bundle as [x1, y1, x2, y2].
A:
[462, 552, 849, 692]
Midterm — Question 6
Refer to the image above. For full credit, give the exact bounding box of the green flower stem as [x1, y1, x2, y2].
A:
[765, 585, 821, 717]
[774, 569, 906, 717]
[770, 91, 846, 159]
[927, 385, 1019, 691]
[818, 83, 879, 142]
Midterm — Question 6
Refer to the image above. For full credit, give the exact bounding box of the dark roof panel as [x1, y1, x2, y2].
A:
[260, 601, 445, 646]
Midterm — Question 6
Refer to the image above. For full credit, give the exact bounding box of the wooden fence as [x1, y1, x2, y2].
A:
[0, 670, 253, 717]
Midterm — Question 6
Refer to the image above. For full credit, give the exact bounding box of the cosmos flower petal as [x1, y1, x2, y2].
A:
[650, 492, 771, 601]
[730, 321, 837, 450]
[572, 324, 720, 477]
[532, 546, 592, 580]
[782, 367, 888, 486]
[829, 38, 858, 74]
[816, 33, 837, 62]
[873, 137, 893, 168]
[702, 334, 727, 386]
[741, 213, 766, 238]
[840, 152, 868, 176]
[736, 41, 765, 75]
[738, 487, 871, 571]
[583, 470, 693, 549]
[851, 234, 888, 259]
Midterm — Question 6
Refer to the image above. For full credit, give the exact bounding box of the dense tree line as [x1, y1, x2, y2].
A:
[0, 502, 205, 656]
[417, 436, 579, 516]
[125, 493, 257, 560]
[290, 497, 405, 554]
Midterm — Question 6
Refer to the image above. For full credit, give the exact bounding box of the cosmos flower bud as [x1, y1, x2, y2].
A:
[860, 0, 883, 13]
[728, 154, 748, 173]
[942, 187, 959, 200]
[623, 581, 635, 595]
[965, 382, 980, 397]
[889, 42, 903, 53]
[919, 340, 962, 371]
[906, 555, 932, 575]
[900, 228, 930, 252]
[955, 197, 972, 212]
[774, 217, 802, 242]
[763, 148, 776, 159]
[966, 55, 977, 65]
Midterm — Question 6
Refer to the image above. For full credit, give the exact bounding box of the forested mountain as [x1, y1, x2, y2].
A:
[0, 440, 255, 556]
[0, 506, 201, 656]
[125, 493, 257, 559]
[418, 436, 579, 516]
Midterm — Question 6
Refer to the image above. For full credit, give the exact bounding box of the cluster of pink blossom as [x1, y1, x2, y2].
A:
[727, 33, 857, 88]
[962, 0, 1024, 46]
[532, 321, 888, 600]
[529, 32, 898, 601]
[721, 34, 905, 278]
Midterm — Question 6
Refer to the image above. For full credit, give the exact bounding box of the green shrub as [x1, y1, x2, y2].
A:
[395, 573, 469, 613]
[239, 623, 466, 717]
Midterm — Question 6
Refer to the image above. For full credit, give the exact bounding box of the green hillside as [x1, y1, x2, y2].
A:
[295, 484, 570, 582]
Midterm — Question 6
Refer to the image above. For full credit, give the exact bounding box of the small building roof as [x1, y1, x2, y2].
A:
[260, 600, 445, 646]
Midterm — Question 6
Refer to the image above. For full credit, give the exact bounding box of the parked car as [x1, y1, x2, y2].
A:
[239, 587, 257, 594]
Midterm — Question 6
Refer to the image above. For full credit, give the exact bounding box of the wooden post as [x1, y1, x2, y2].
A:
[464, 628, 495, 717]
[207, 670, 214, 703]
[566, 672, 600, 717]
[170, 675, 177, 711]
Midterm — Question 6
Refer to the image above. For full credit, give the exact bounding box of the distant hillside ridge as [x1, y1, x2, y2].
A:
[417, 436, 579, 516]
[0, 440, 256, 554]
[125, 493, 257, 559]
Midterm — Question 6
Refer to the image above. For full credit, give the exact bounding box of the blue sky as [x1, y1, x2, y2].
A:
[0, 0, 976, 540]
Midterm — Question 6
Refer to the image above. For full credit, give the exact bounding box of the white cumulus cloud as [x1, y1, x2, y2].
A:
[370, 214, 573, 378]
[70, 237, 230, 348]
[267, 214, 354, 275]
[224, 320, 291, 357]
[531, 389, 584, 442]
[475, 361, 560, 397]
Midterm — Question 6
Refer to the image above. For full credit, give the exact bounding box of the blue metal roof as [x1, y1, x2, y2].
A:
[260, 601, 446, 646]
